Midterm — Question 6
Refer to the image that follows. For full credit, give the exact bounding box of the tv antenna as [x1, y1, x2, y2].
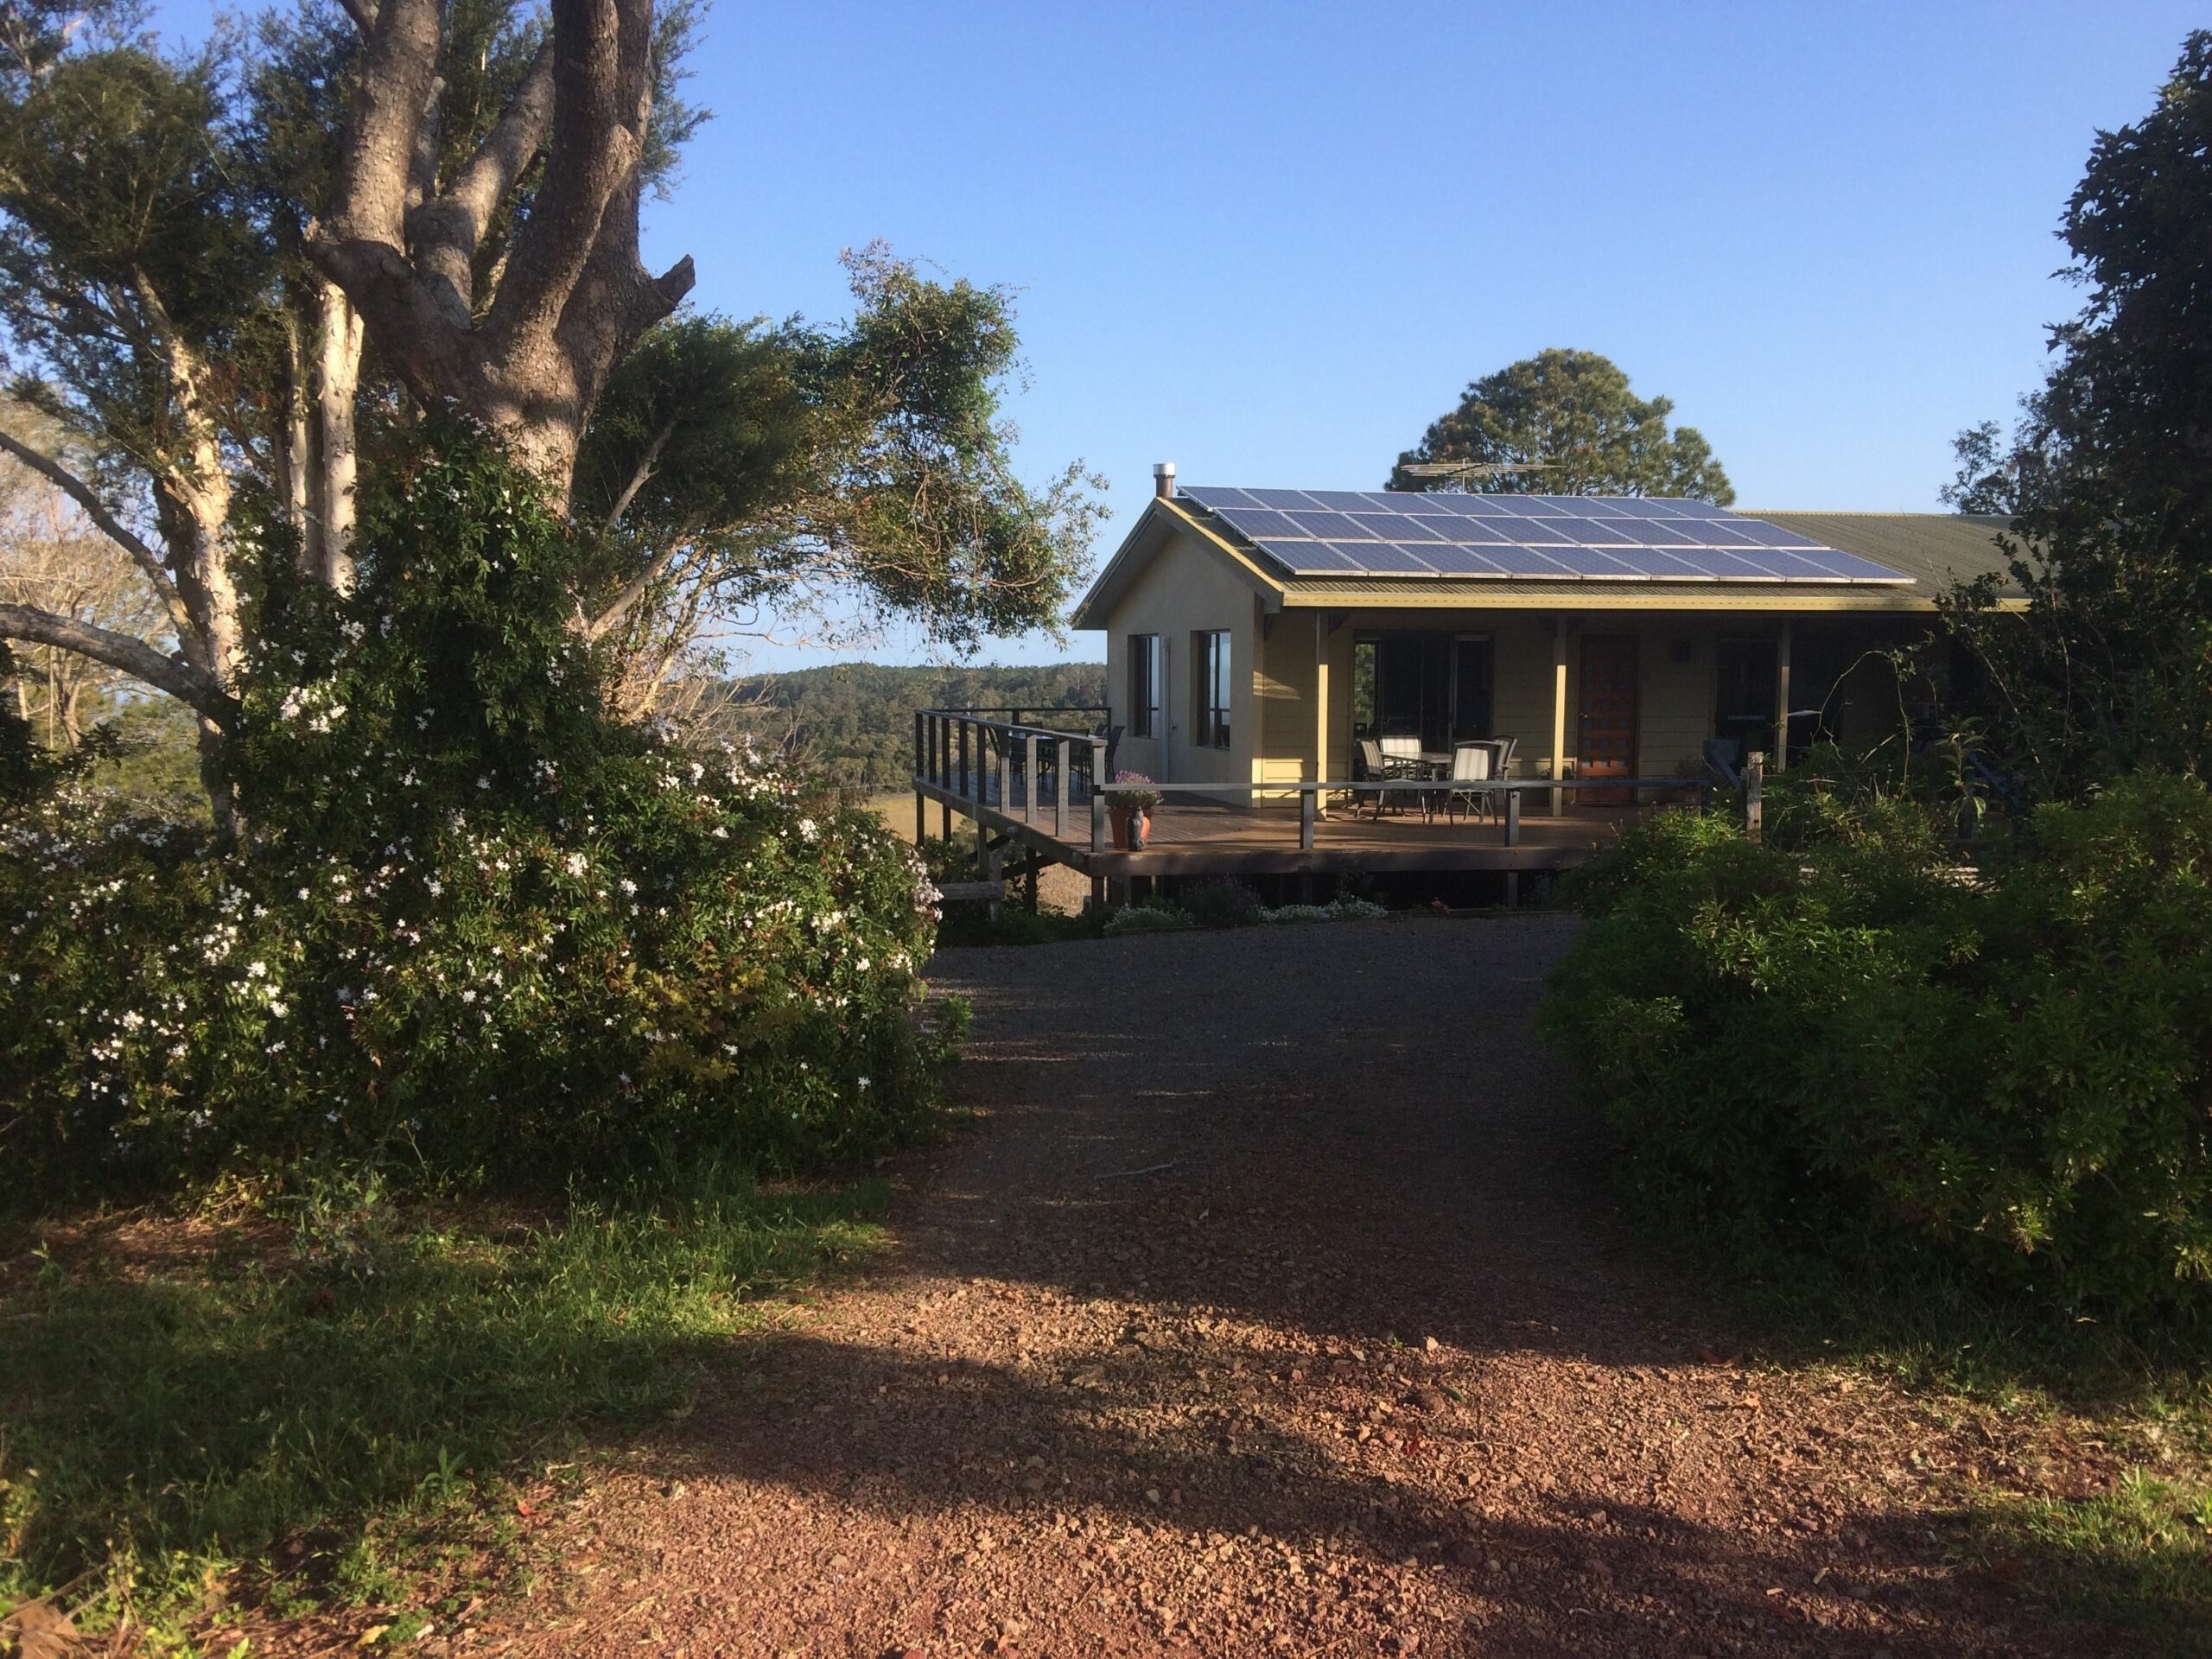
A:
[1396, 460, 1560, 483]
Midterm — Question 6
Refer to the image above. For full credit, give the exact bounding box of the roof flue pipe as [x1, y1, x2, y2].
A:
[1153, 461, 1176, 499]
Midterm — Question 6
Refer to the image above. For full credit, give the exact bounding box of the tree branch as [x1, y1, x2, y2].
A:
[0, 429, 191, 634]
[584, 535, 685, 642]
[597, 416, 675, 536]
[327, 0, 442, 253]
[485, 0, 645, 352]
[0, 604, 231, 722]
[408, 37, 555, 327]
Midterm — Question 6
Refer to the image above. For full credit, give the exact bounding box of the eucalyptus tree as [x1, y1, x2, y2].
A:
[0, 15, 272, 823]
[574, 250, 1104, 714]
[0, 0, 1097, 821]
[1389, 348, 1734, 503]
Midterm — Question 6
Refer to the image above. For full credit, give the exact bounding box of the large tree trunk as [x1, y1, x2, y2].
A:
[310, 0, 691, 507]
[277, 305, 316, 569]
[315, 278, 365, 589]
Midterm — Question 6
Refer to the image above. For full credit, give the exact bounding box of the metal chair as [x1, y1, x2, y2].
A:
[1362, 738, 1427, 817]
[1379, 734, 1422, 774]
[1357, 737, 1399, 819]
[1439, 741, 1496, 824]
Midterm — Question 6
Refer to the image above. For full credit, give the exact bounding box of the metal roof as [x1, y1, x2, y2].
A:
[1737, 512, 2021, 596]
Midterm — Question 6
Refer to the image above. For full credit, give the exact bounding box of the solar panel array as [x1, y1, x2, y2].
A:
[1175, 487, 1912, 584]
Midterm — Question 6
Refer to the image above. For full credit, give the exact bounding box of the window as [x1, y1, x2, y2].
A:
[1192, 630, 1231, 749]
[1128, 634, 1161, 738]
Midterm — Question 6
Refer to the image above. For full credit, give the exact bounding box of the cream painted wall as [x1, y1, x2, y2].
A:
[1097, 526, 1266, 791]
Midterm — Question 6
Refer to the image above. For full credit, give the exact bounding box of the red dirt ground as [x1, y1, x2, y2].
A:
[368, 917, 2117, 1657]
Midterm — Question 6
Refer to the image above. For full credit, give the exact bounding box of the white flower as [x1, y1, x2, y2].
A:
[476, 775, 492, 791]
[619, 878, 638, 896]
[246, 961, 268, 979]
[564, 852, 588, 877]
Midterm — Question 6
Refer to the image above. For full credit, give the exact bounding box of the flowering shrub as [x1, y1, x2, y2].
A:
[1541, 775, 2212, 1334]
[1, 429, 959, 1193]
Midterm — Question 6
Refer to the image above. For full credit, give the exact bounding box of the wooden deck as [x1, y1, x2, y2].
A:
[1083, 797, 1641, 875]
[915, 775, 1659, 878]
[908, 707, 1713, 888]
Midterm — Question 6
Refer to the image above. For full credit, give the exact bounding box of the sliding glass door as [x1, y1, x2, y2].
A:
[1351, 632, 1494, 753]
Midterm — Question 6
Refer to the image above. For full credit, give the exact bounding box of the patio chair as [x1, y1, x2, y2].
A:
[1378, 733, 1422, 774]
[1438, 741, 1496, 824]
[1356, 738, 1402, 820]
[1491, 735, 1518, 779]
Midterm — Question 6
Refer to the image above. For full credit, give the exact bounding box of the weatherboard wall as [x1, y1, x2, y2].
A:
[1101, 524, 1264, 792]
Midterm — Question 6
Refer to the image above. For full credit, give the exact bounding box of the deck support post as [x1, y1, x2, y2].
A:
[1055, 737, 1070, 837]
[1745, 752, 1765, 842]
[1550, 619, 1570, 817]
[1299, 786, 1316, 850]
[1023, 732, 1039, 820]
[997, 734, 1012, 814]
[1090, 735, 1108, 854]
[1774, 622, 1793, 772]
[1313, 612, 1331, 822]
[1503, 787, 1522, 847]
[958, 718, 970, 804]
[1505, 871, 1520, 909]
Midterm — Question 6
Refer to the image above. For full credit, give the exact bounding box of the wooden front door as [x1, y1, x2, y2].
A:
[1577, 635, 1640, 806]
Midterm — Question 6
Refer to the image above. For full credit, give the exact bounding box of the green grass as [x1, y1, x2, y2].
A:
[0, 1169, 888, 1649]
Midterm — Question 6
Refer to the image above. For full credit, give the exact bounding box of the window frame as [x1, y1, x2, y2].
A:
[1192, 629, 1232, 750]
[1128, 633, 1161, 739]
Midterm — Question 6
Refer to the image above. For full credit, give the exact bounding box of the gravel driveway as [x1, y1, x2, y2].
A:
[486, 917, 2092, 1658]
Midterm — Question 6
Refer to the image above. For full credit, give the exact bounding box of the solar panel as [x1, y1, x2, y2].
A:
[1173, 487, 1912, 584]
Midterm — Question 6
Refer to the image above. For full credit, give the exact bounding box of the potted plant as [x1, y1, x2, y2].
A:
[1107, 770, 1160, 849]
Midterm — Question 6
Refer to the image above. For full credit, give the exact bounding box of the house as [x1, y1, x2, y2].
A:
[1071, 465, 2020, 799]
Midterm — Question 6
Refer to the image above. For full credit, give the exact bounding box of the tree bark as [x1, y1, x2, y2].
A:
[310, 0, 692, 505]
[279, 305, 315, 569]
[315, 277, 365, 589]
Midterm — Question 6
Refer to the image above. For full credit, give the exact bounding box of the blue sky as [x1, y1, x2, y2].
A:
[175, 2, 2207, 669]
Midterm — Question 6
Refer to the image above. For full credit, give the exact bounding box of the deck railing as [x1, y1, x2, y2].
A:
[913, 706, 1718, 856]
[913, 707, 1112, 842]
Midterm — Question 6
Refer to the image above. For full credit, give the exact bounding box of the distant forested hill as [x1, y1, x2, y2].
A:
[724, 662, 1106, 791]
